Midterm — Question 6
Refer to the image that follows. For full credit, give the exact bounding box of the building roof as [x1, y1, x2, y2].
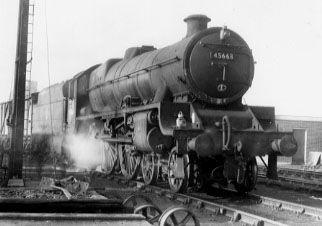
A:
[276, 115, 322, 122]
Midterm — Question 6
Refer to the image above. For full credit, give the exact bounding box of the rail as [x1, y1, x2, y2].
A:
[104, 174, 309, 226]
[258, 165, 322, 193]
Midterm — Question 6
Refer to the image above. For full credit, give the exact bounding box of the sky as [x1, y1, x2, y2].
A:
[1, 0, 322, 117]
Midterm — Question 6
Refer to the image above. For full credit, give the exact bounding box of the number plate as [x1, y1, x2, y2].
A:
[212, 52, 234, 60]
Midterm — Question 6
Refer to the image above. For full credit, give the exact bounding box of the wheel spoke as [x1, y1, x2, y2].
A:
[169, 164, 176, 171]
[142, 153, 159, 185]
[160, 207, 199, 226]
[167, 148, 190, 193]
[102, 143, 118, 174]
[119, 146, 141, 179]
[180, 213, 192, 225]
[170, 214, 178, 225]
[149, 214, 161, 223]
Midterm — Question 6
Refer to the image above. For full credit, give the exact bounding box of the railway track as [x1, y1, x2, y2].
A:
[1, 169, 321, 225]
[92, 171, 322, 226]
[258, 166, 322, 193]
[0, 166, 322, 225]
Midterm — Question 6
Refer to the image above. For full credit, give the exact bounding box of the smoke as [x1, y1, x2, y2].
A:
[63, 134, 103, 170]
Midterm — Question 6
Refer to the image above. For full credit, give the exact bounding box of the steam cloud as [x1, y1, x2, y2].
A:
[63, 134, 103, 170]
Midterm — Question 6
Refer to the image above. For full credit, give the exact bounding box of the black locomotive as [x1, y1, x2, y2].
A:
[2, 15, 298, 193]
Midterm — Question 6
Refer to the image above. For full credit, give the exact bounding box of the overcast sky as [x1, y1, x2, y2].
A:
[1, 0, 322, 117]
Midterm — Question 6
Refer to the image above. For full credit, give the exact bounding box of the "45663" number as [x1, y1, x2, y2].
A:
[213, 52, 234, 60]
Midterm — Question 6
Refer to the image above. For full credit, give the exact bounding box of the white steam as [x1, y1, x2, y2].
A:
[64, 134, 103, 170]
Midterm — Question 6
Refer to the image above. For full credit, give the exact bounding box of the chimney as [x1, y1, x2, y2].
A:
[184, 14, 211, 37]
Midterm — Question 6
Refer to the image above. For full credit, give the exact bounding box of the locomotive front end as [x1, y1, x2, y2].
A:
[183, 15, 254, 105]
[170, 15, 297, 193]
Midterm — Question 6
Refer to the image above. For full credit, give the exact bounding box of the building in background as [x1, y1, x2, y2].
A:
[276, 115, 322, 165]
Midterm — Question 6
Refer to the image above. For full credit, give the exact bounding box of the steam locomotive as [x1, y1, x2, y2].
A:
[2, 15, 298, 193]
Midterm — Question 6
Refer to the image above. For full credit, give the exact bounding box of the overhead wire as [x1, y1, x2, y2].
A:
[44, 0, 56, 177]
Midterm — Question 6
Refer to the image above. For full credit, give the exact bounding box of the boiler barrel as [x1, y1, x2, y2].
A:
[88, 39, 191, 112]
[88, 17, 254, 111]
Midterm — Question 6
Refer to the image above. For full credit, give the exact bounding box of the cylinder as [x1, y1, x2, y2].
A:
[133, 112, 172, 152]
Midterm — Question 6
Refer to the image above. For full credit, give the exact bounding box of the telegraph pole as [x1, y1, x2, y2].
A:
[8, 0, 30, 181]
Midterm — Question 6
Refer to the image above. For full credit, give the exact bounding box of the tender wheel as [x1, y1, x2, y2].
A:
[134, 204, 162, 224]
[168, 148, 190, 193]
[142, 153, 159, 185]
[102, 142, 118, 175]
[234, 158, 258, 193]
[119, 145, 141, 180]
[159, 206, 200, 226]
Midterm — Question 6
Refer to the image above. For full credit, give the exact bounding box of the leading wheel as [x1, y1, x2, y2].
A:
[167, 148, 190, 193]
[234, 158, 258, 193]
[119, 145, 141, 180]
[142, 153, 159, 185]
[159, 206, 200, 226]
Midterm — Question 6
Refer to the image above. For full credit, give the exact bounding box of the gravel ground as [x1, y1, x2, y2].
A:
[91, 174, 322, 225]
[1, 173, 321, 225]
[92, 176, 233, 225]
[254, 183, 322, 208]
[0, 188, 68, 200]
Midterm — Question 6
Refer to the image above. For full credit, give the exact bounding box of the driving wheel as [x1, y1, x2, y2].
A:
[234, 158, 258, 193]
[168, 148, 190, 193]
[142, 153, 159, 185]
[102, 142, 118, 175]
[119, 145, 141, 180]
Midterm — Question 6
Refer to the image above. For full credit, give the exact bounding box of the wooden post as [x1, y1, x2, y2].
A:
[266, 154, 278, 180]
[8, 0, 30, 180]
